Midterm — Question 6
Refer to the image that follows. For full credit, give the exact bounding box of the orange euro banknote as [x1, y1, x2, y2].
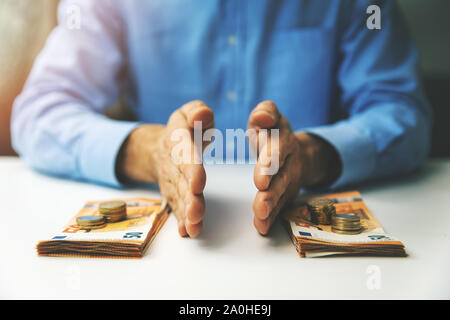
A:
[283, 191, 406, 258]
[37, 197, 169, 258]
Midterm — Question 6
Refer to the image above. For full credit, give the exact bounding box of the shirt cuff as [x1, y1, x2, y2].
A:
[79, 118, 139, 187]
[304, 123, 377, 189]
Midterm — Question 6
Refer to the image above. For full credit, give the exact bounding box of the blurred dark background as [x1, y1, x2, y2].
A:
[0, 0, 449, 157]
[398, 0, 450, 158]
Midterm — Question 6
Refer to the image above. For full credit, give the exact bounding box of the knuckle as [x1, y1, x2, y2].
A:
[184, 100, 207, 110]
[258, 100, 277, 110]
[260, 191, 273, 203]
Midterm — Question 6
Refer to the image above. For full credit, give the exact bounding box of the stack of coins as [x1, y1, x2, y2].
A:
[331, 213, 362, 234]
[76, 216, 106, 230]
[307, 198, 336, 225]
[99, 200, 127, 223]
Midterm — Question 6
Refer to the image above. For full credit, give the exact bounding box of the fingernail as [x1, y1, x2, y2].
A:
[262, 110, 275, 119]
[254, 110, 273, 118]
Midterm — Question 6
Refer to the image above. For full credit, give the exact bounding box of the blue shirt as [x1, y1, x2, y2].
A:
[11, 0, 432, 188]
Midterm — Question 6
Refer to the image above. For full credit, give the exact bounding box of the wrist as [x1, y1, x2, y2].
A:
[116, 124, 165, 184]
[294, 132, 341, 188]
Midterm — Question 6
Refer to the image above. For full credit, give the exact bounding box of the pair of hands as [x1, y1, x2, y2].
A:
[118, 100, 340, 238]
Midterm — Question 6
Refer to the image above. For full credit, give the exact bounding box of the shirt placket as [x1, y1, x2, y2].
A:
[224, 0, 243, 129]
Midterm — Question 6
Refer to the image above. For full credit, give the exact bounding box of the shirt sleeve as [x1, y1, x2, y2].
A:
[11, 0, 139, 187]
[305, 0, 432, 189]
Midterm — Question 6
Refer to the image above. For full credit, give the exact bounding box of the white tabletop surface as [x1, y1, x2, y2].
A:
[0, 156, 449, 299]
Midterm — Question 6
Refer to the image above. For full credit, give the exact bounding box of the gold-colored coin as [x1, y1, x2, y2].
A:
[333, 213, 359, 219]
[308, 199, 336, 225]
[307, 198, 334, 207]
[76, 216, 106, 229]
[99, 200, 126, 211]
[332, 226, 362, 232]
[98, 201, 127, 223]
[332, 222, 359, 225]
[331, 227, 363, 235]
[79, 224, 106, 230]
[76, 216, 105, 226]
[332, 219, 361, 224]
[102, 215, 126, 223]
[331, 212, 362, 234]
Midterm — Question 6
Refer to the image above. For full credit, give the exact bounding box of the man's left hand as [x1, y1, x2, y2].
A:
[247, 101, 341, 235]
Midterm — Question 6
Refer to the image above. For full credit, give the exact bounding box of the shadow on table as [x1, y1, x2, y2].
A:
[195, 195, 246, 249]
[263, 218, 292, 248]
[195, 194, 292, 250]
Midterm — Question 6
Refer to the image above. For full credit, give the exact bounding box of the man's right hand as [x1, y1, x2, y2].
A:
[117, 101, 214, 238]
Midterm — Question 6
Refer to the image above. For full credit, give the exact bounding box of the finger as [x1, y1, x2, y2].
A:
[180, 101, 215, 152]
[254, 158, 301, 235]
[254, 191, 290, 235]
[166, 160, 206, 232]
[171, 180, 205, 239]
[173, 182, 191, 237]
[162, 101, 213, 238]
[159, 177, 188, 237]
[166, 103, 209, 195]
[254, 216, 272, 236]
[258, 132, 296, 173]
[166, 128, 207, 195]
[186, 221, 203, 238]
[185, 193, 206, 225]
[253, 130, 296, 191]
[178, 219, 188, 237]
[179, 100, 215, 129]
[248, 102, 292, 168]
[248, 101, 281, 129]
[167, 100, 214, 134]
[159, 161, 191, 236]
[166, 150, 207, 195]
[167, 138, 207, 195]
[158, 171, 179, 218]
[253, 153, 295, 220]
[182, 163, 207, 195]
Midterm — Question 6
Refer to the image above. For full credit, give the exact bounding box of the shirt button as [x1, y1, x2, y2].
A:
[227, 35, 237, 46]
[227, 91, 237, 102]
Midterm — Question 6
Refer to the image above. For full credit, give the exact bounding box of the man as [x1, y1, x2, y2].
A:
[12, 0, 431, 238]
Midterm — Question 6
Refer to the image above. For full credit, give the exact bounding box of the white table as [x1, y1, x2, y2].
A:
[0, 157, 449, 299]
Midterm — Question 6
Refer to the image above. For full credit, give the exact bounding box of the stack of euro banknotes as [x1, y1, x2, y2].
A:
[283, 191, 407, 258]
[37, 191, 406, 259]
[37, 198, 169, 258]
